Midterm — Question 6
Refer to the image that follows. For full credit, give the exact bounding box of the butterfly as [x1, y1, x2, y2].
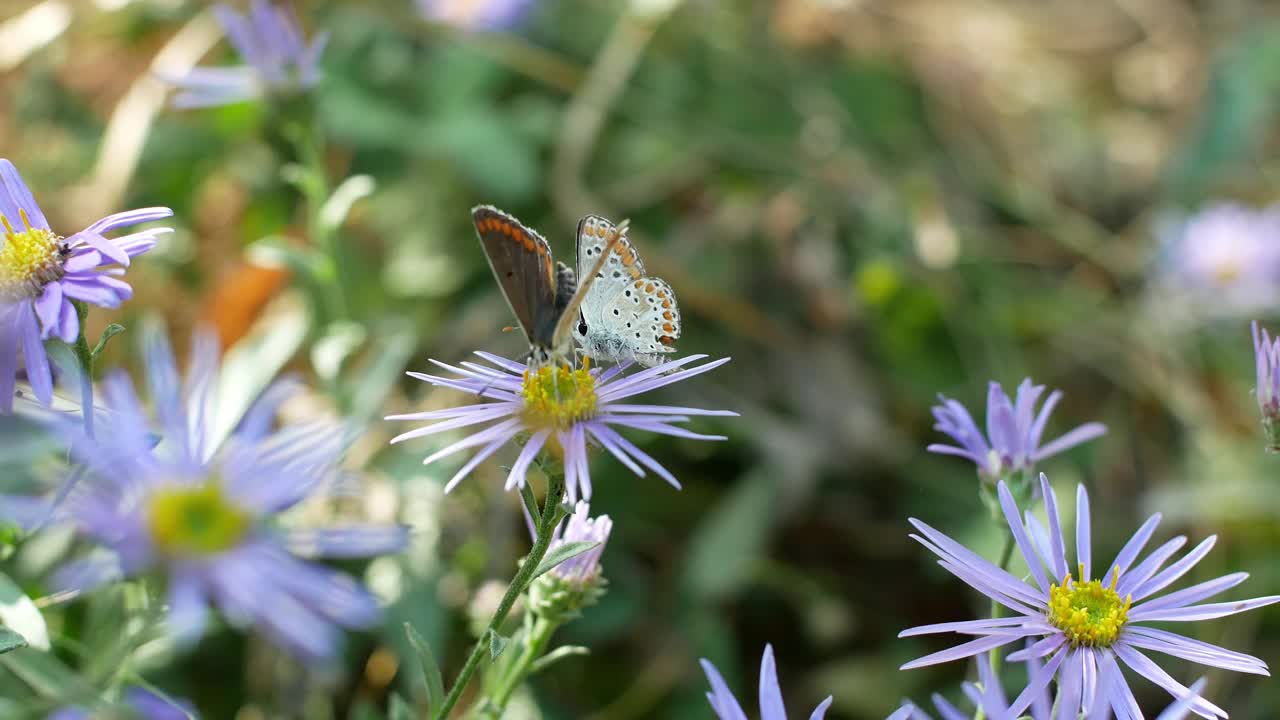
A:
[571, 214, 680, 367]
[472, 206, 627, 366]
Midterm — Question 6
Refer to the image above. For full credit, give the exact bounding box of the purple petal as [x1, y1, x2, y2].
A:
[19, 304, 52, 405]
[79, 207, 172, 236]
[0, 159, 49, 230]
[758, 645, 786, 720]
[997, 481, 1051, 593]
[1127, 536, 1216, 602]
[900, 633, 1028, 670]
[1077, 484, 1092, 580]
[1113, 644, 1226, 719]
[1038, 474, 1069, 581]
[1132, 596, 1280, 622]
[1032, 422, 1107, 461]
[699, 659, 749, 720]
[1130, 573, 1250, 617]
[284, 526, 409, 559]
[1108, 513, 1162, 579]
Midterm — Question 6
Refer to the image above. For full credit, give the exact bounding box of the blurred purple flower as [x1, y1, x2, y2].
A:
[899, 473, 1277, 718]
[49, 687, 197, 720]
[0, 159, 171, 414]
[548, 500, 611, 585]
[929, 379, 1106, 481]
[1251, 321, 1280, 451]
[164, 1, 328, 108]
[1159, 204, 1280, 315]
[42, 327, 407, 663]
[387, 353, 735, 502]
[887, 652, 1050, 720]
[417, 0, 534, 30]
[700, 644, 833, 720]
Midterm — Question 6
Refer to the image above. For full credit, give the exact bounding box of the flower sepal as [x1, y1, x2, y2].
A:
[528, 572, 608, 625]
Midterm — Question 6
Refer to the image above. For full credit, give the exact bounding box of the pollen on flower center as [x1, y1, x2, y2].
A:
[520, 362, 598, 431]
[0, 210, 65, 303]
[1047, 566, 1131, 648]
[146, 483, 252, 556]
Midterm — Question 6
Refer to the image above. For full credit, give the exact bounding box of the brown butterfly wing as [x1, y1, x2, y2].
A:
[472, 206, 560, 348]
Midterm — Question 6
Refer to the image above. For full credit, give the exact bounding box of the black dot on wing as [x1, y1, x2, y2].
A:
[506, 271, 514, 277]
[612, 309, 620, 316]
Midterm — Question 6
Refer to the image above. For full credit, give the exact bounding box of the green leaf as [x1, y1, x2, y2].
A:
[0, 627, 25, 654]
[528, 645, 589, 675]
[531, 541, 600, 581]
[91, 323, 126, 360]
[0, 644, 97, 701]
[404, 622, 444, 713]
[0, 572, 48, 651]
[680, 471, 777, 601]
[518, 483, 540, 528]
[487, 629, 509, 660]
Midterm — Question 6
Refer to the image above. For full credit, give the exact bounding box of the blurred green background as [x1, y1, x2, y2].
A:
[2, 0, 1280, 717]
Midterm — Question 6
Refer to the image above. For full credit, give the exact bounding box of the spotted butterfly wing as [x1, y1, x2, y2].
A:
[573, 215, 680, 366]
[472, 206, 571, 354]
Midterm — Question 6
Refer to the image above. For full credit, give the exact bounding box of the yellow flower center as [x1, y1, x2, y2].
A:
[1047, 566, 1131, 648]
[146, 483, 252, 556]
[520, 361, 598, 431]
[0, 210, 65, 303]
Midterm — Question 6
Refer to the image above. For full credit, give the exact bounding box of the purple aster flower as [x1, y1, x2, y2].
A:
[888, 651, 1051, 720]
[1251, 321, 1280, 451]
[416, 0, 534, 30]
[43, 327, 407, 663]
[929, 379, 1106, 482]
[700, 644, 833, 720]
[163, 1, 328, 109]
[49, 687, 197, 720]
[0, 159, 171, 414]
[1158, 204, 1280, 315]
[547, 499, 612, 585]
[387, 353, 735, 502]
[899, 473, 1279, 718]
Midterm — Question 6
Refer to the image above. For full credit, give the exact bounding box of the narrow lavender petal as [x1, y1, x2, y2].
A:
[388, 404, 517, 444]
[934, 559, 1043, 617]
[79, 207, 172, 236]
[443, 432, 512, 493]
[1012, 379, 1044, 453]
[1094, 649, 1142, 720]
[900, 633, 1028, 670]
[1056, 648, 1084, 719]
[758, 645, 786, 720]
[899, 616, 1034, 637]
[1115, 536, 1188, 598]
[62, 250, 102, 273]
[184, 329, 221, 462]
[1005, 633, 1065, 662]
[1132, 596, 1280, 622]
[907, 520, 1046, 608]
[71, 232, 130, 267]
[1081, 647, 1100, 711]
[213, 4, 266, 69]
[985, 383, 1020, 460]
[601, 418, 725, 442]
[932, 397, 989, 459]
[54, 295, 77, 344]
[1108, 513, 1162, 578]
[1032, 422, 1107, 461]
[172, 84, 262, 109]
[808, 697, 833, 720]
[0, 310, 18, 416]
[284, 526, 409, 559]
[471, 350, 530, 375]
[505, 429, 548, 491]
[1077, 484, 1092, 580]
[1026, 387, 1060, 452]
[1122, 627, 1269, 675]
[599, 403, 738, 417]
[1128, 536, 1216, 601]
[142, 323, 192, 461]
[1155, 679, 1208, 720]
[167, 570, 209, 646]
[386, 398, 520, 422]
[699, 659, 750, 720]
[1113, 644, 1227, 719]
[59, 277, 121, 306]
[585, 423, 646, 477]
[1024, 513, 1055, 580]
[587, 423, 681, 489]
[997, 481, 1051, 593]
[236, 376, 302, 443]
[1129, 573, 1249, 617]
[19, 305, 53, 405]
[1038, 474, 1069, 581]
[419, 417, 521, 465]
[925, 443, 985, 464]
[597, 355, 729, 400]
[112, 227, 170, 257]
[0, 159, 49, 230]
[33, 281, 62, 336]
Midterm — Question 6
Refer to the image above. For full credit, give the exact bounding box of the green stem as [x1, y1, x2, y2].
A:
[293, 118, 350, 323]
[985, 531, 1017, 683]
[70, 301, 94, 437]
[434, 471, 566, 719]
[482, 615, 560, 716]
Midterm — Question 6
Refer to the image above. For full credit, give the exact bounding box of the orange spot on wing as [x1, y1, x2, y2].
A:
[663, 311, 673, 320]
[659, 336, 675, 345]
[661, 300, 671, 308]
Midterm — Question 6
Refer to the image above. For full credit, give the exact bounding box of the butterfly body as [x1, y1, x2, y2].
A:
[572, 215, 680, 367]
[472, 206, 629, 367]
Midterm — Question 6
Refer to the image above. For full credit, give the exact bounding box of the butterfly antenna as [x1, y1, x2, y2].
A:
[552, 218, 631, 346]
